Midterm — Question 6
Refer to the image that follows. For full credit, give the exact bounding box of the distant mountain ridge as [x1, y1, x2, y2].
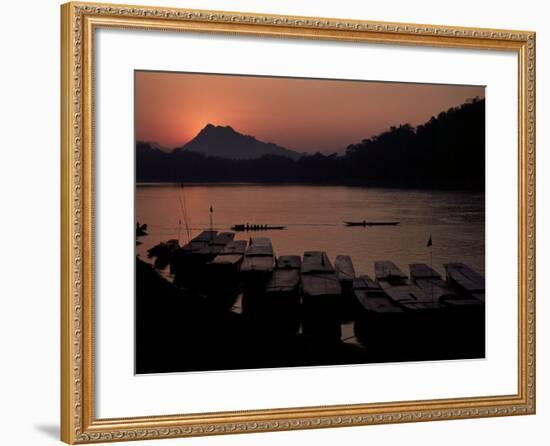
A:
[136, 98, 485, 190]
[176, 124, 301, 160]
[144, 141, 171, 153]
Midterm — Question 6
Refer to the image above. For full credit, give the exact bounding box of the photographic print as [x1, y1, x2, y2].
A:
[61, 5, 535, 441]
[134, 71, 486, 374]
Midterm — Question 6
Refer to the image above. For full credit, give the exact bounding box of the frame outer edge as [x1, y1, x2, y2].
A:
[61, 2, 536, 443]
[527, 32, 536, 413]
[61, 2, 78, 444]
[518, 31, 535, 413]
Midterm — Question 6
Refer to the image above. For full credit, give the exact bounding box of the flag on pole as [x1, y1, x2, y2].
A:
[426, 235, 432, 247]
[210, 205, 213, 213]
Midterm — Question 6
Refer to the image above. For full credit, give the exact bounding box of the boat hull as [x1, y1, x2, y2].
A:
[344, 221, 399, 226]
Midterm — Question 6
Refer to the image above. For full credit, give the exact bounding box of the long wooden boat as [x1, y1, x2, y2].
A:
[410, 262, 479, 304]
[409, 263, 455, 302]
[444, 262, 485, 303]
[375, 260, 408, 281]
[208, 240, 247, 270]
[206, 239, 248, 307]
[415, 263, 485, 359]
[267, 255, 302, 293]
[344, 221, 399, 226]
[375, 260, 447, 359]
[175, 229, 217, 258]
[376, 262, 436, 311]
[335, 255, 356, 284]
[188, 229, 217, 244]
[231, 224, 286, 231]
[240, 237, 276, 274]
[334, 255, 357, 320]
[354, 275, 402, 312]
[353, 275, 406, 355]
[196, 231, 235, 259]
[253, 255, 302, 336]
[301, 251, 342, 340]
[209, 239, 246, 261]
[175, 232, 237, 289]
[240, 237, 276, 320]
[170, 230, 219, 286]
[409, 263, 482, 307]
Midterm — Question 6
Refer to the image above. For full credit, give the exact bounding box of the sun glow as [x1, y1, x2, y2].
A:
[135, 71, 485, 153]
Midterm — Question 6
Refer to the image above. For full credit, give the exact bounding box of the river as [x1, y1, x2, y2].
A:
[136, 184, 485, 277]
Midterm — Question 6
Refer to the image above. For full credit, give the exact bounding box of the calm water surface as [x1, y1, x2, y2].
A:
[136, 184, 485, 277]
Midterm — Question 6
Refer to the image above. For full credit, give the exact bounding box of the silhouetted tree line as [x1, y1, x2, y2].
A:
[137, 98, 484, 190]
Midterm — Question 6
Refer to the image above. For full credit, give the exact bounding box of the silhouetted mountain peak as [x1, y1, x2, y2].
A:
[180, 124, 300, 160]
[198, 124, 241, 136]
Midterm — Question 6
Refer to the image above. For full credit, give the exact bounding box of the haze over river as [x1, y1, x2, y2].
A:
[136, 184, 485, 278]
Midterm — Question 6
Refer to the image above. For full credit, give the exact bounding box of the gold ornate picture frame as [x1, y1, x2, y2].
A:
[61, 2, 536, 444]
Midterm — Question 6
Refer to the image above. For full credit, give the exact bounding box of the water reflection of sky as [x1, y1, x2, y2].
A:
[136, 184, 485, 277]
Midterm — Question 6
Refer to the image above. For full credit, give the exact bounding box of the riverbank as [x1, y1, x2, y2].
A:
[136, 229, 485, 374]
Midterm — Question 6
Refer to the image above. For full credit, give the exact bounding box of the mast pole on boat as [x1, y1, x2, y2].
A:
[177, 184, 191, 244]
[427, 234, 434, 305]
[209, 205, 214, 238]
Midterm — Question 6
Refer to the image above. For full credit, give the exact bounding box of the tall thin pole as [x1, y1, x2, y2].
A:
[180, 184, 191, 242]
[430, 245, 433, 305]
[177, 185, 191, 244]
[427, 234, 434, 305]
[209, 205, 214, 233]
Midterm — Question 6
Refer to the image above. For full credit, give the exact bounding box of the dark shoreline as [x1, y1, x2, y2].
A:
[136, 181, 485, 193]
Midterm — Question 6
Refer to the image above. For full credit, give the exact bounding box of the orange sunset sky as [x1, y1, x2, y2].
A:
[135, 71, 485, 154]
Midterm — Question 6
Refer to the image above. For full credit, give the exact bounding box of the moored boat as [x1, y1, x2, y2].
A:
[375, 260, 408, 281]
[409, 263, 455, 302]
[334, 255, 357, 320]
[335, 255, 356, 285]
[240, 237, 276, 274]
[442, 263, 485, 358]
[240, 238, 276, 312]
[375, 260, 444, 360]
[376, 261, 437, 310]
[301, 251, 342, 340]
[170, 230, 218, 286]
[352, 275, 406, 357]
[249, 255, 302, 336]
[206, 239, 248, 307]
[196, 232, 235, 259]
[209, 239, 247, 265]
[444, 262, 485, 303]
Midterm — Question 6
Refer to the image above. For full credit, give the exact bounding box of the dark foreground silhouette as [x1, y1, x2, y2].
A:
[136, 258, 374, 373]
[136, 253, 484, 374]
